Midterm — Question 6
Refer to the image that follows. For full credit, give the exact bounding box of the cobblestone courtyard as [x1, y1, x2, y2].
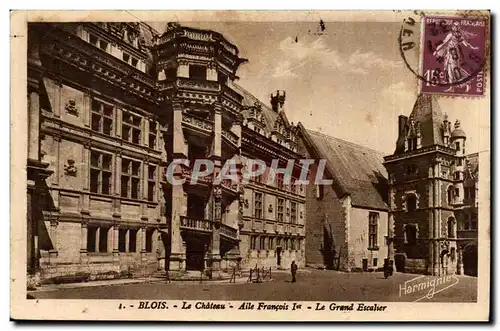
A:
[28, 269, 477, 302]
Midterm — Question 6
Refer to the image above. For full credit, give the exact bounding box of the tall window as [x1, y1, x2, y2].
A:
[277, 198, 284, 222]
[447, 186, 455, 205]
[455, 142, 460, 151]
[368, 212, 379, 249]
[447, 218, 456, 238]
[121, 158, 141, 199]
[87, 226, 110, 253]
[290, 202, 297, 224]
[148, 120, 157, 149]
[128, 229, 137, 252]
[291, 238, 296, 250]
[254, 192, 263, 219]
[405, 224, 418, 245]
[407, 194, 417, 212]
[90, 151, 112, 195]
[122, 112, 142, 145]
[259, 236, 266, 250]
[250, 236, 257, 250]
[148, 165, 156, 202]
[118, 228, 127, 252]
[276, 173, 284, 190]
[268, 237, 274, 250]
[471, 213, 478, 230]
[91, 99, 113, 135]
[189, 65, 207, 81]
[145, 229, 154, 252]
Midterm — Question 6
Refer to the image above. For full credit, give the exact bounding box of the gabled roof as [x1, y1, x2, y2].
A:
[298, 124, 388, 210]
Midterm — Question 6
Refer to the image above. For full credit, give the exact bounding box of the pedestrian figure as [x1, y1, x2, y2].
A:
[291, 261, 298, 283]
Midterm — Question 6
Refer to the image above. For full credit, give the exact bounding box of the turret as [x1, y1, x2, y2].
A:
[451, 119, 467, 205]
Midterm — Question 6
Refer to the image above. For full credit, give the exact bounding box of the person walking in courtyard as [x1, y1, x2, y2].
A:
[291, 261, 298, 283]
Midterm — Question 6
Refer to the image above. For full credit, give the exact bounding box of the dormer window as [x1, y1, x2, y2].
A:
[123, 53, 130, 63]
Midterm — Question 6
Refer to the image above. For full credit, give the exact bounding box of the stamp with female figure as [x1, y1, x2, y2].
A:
[420, 15, 488, 96]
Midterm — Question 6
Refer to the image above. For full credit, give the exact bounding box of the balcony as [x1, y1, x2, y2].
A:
[180, 216, 212, 233]
[222, 128, 239, 148]
[176, 77, 220, 93]
[182, 112, 214, 135]
[220, 223, 238, 241]
[222, 85, 244, 103]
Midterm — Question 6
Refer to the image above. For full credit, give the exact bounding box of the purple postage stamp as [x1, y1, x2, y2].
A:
[420, 15, 488, 96]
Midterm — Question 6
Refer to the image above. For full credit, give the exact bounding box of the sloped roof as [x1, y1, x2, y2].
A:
[301, 127, 388, 210]
[396, 94, 445, 153]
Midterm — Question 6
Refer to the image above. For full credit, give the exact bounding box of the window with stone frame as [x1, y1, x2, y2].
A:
[189, 64, 207, 81]
[145, 229, 154, 252]
[259, 236, 266, 251]
[86, 225, 110, 253]
[277, 198, 284, 222]
[447, 218, 456, 238]
[404, 224, 418, 245]
[406, 194, 417, 212]
[254, 192, 263, 219]
[250, 235, 257, 250]
[128, 229, 138, 252]
[276, 173, 284, 190]
[148, 120, 157, 149]
[90, 151, 112, 195]
[118, 228, 127, 252]
[463, 214, 470, 230]
[122, 112, 142, 145]
[121, 158, 141, 199]
[471, 213, 478, 230]
[268, 237, 274, 250]
[290, 202, 297, 224]
[91, 99, 113, 136]
[368, 212, 379, 249]
[291, 238, 296, 250]
[147, 164, 156, 202]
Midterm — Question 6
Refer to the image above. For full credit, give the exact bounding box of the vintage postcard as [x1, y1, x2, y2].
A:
[10, 10, 490, 321]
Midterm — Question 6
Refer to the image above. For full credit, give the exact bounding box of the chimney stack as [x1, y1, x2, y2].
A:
[398, 115, 408, 134]
[270, 90, 286, 112]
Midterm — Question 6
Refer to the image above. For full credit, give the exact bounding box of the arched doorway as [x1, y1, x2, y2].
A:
[462, 244, 478, 276]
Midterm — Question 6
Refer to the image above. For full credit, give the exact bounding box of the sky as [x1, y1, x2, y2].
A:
[148, 20, 488, 155]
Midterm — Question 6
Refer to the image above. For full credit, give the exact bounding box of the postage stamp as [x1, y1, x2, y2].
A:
[10, 10, 490, 322]
[419, 15, 489, 96]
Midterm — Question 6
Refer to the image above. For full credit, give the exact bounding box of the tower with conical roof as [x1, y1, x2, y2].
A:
[383, 94, 467, 276]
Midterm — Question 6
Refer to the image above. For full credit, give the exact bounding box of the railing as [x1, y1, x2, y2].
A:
[384, 144, 458, 162]
[221, 179, 239, 192]
[222, 129, 239, 146]
[222, 85, 244, 103]
[176, 77, 220, 92]
[220, 223, 238, 240]
[180, 216, 212, 233]
[182, 113, 214, 132]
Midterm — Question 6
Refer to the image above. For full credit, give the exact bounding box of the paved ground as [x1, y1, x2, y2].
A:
[28, 269, 477, 302]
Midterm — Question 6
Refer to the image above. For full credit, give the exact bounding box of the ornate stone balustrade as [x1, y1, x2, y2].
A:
[222, 129, 239, 146]
[222, 85, 244, 103]
[180, 216, 212, 233]
[176, 77, 220, 92]
[220, 223, 238, 240]
[182, 113, 214, 133]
